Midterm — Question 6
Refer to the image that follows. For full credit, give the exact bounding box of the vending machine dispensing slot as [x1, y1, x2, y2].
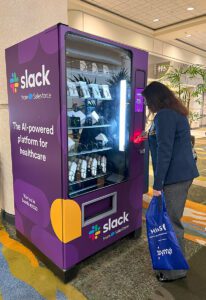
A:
[82, 192, 117, 227]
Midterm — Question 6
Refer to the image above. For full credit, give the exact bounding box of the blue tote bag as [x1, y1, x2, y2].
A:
[146, 193, 189, 270]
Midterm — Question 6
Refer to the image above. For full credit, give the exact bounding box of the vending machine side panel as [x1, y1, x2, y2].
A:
[5, 25, 65, 268]
[132, 67, 149, 193]
[130, 54, 148, 181]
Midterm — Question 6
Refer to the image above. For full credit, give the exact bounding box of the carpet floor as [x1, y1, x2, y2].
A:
[0, 222, 86, 300]
[0, 218, 203, 300]
[149, 246, 206, 300]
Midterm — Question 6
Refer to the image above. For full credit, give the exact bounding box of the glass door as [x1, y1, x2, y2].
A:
[65, 33, 132, 197]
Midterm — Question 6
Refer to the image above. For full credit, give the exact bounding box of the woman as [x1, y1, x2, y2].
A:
[142, 81, 199, 282]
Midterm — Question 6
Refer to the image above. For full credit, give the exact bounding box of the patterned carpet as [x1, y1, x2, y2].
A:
[0, 222, 86, 300]
[0, 218, 202, 300]
[189, 133, 206, 204]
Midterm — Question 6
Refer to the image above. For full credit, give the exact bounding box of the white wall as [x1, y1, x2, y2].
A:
[0, 0, 68, 214]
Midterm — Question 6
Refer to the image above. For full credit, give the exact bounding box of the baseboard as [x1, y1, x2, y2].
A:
[1, 209, 15, 225]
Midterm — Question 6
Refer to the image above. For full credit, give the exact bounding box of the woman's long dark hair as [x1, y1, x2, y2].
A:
[142, 81, 188, 116]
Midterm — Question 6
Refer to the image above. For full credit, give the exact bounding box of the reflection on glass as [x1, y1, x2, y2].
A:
[66, 33, 132, 197]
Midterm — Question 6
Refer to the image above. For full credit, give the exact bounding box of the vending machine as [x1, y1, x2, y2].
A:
[5, 24, 148, 281]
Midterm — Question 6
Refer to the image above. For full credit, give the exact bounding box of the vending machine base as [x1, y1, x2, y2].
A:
[16, 230, 78, 283]
[17, 227, 142, 283]
[129, 227, 142, 239]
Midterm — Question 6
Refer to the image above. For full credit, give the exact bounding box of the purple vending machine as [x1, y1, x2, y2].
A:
[6, 24, 148, 282]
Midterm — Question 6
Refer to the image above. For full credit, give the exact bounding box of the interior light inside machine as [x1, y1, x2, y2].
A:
[119, 80, 127, 151]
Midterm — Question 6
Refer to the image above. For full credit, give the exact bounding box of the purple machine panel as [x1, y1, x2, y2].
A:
[6, 24, 148, 281]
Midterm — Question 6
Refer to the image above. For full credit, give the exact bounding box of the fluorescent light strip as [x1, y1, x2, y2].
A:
[119, 80, 127, 151]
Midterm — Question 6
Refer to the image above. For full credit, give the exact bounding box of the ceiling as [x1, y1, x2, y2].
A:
[81, 0, 206, 54]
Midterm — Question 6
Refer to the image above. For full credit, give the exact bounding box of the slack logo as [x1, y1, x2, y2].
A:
[21, 65, 50, 89]
[9, 72, 19, 93]
[103, 212, 129, 233]
[9, 65, 50, 93]
[89, 224, 101, 240]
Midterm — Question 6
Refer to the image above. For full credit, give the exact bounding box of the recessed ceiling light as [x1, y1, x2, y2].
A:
[187, 7, 194, 11]
[153, 18, 159, 22]
[186, 34, 192, 37]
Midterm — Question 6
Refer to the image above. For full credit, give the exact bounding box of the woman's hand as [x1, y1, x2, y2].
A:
[153, 189, 161, 196]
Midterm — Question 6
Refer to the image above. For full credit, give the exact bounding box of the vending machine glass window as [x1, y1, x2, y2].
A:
[66, 33, 132, 197]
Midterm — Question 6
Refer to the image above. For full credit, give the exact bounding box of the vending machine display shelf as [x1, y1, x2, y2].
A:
[68, 124, 111, 130]
[69, 172, 110, 186]
[68, 147, 112, 157]
[67, 96, 113, 101]
[67, 69, 113, 77]
[66, 51, 119, 66]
